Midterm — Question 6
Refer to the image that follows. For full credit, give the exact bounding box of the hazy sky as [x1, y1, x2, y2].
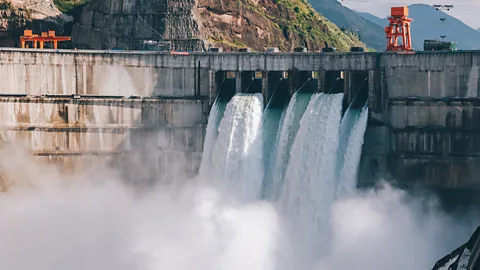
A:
[341, 0, 480, 29]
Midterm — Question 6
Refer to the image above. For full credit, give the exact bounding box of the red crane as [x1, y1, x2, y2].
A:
[385, 7, 413, 51]
[20, 30, 71, 49]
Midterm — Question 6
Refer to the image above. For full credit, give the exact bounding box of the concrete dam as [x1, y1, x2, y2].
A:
[0, 48, 479, 193]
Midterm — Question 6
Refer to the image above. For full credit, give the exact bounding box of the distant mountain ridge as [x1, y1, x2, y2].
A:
[356, 11, 385, 28]
[357, 4, 480, 50]
[308, 0, 385, 50]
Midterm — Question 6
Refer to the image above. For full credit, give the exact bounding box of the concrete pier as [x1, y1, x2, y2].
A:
[1, 48, 480, 190]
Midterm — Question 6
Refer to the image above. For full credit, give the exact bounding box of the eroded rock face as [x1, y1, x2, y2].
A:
[0, 0, 72, 47]
[72, 0, 364, 51]
[72, 0, 201, 50]
[0, 8, 27, 47]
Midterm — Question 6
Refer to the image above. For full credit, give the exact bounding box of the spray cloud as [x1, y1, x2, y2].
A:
[0, 88, 477, 270]
[0, 136, 476, 270]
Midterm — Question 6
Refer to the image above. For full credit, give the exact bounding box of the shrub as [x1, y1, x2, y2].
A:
[54, 0, 87, 14]
[0, 1, 13, 10]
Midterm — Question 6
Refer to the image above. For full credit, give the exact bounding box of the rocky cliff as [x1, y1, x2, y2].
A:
[72, 0, 201, 50]
[72, 0, 365, 51]
[0, 0, 73, 47]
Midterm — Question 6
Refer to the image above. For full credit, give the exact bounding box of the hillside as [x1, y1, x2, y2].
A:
[308, 0, 385, 50]
[72, 0, 365, 51]
[53, 0, 88, 14]
[356, 11, 385, 28]
[358, 4, 480, 50]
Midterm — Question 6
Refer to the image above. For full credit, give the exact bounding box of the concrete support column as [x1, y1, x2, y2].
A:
[377, 70, 384, 113]
[288, 70, 297, 96]
[197, 61, 202, 97]
[342, 71, 350, 111]
[368, 70, 375, 111]
[262, 71, 269, 104]
[344, 71, 352, 102]
[209, 70, 215, 104]
[317, 69, 326, 93]
[194, 61, 200, 97]
[235, 71, 242, 94]
[368, 69, 384, 114]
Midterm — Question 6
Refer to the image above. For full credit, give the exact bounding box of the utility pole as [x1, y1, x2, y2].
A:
[440, 18, 446, 40]
[433, 5, 454, 41]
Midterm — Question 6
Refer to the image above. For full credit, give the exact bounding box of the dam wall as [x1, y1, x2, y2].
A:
[1, 48, 480, 189]
[0, 49, 210, 184]
[361, 52, 480, 192]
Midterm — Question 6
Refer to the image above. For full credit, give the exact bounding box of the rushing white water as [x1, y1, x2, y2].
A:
[205, 93, 265, 203]
[263, 92, 312, 201]
[157, 88, 370, 269]
[335, 106, 369, 198]
[263, 107, 284, 189]
[199, 100, 221, 177]
[278, 93, 344, 266]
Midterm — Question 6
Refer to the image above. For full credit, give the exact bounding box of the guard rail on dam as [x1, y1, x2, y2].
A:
[2, 48, 480, 191]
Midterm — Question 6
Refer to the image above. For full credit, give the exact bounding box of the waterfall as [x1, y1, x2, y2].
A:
[203, 93, 265, 202]
[199, 100, 221, 177]
[336, 106, 369, 198]
[278, 93, 344, 264]
[263, 107, 284, 190]
[263, 92, 312, 201]
[196, 88, 370, 268]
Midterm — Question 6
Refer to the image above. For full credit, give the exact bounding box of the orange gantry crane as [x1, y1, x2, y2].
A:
[385, 7, 413, 51]
[20, 30, 71, 49]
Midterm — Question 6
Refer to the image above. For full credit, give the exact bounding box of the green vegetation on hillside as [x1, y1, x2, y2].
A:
[54, 0, 87, 14]
[239, 0, 364, 51]
[0, 1, 13, 10]
[279, 0, 364, 50]
[309, 0, 385, 50]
